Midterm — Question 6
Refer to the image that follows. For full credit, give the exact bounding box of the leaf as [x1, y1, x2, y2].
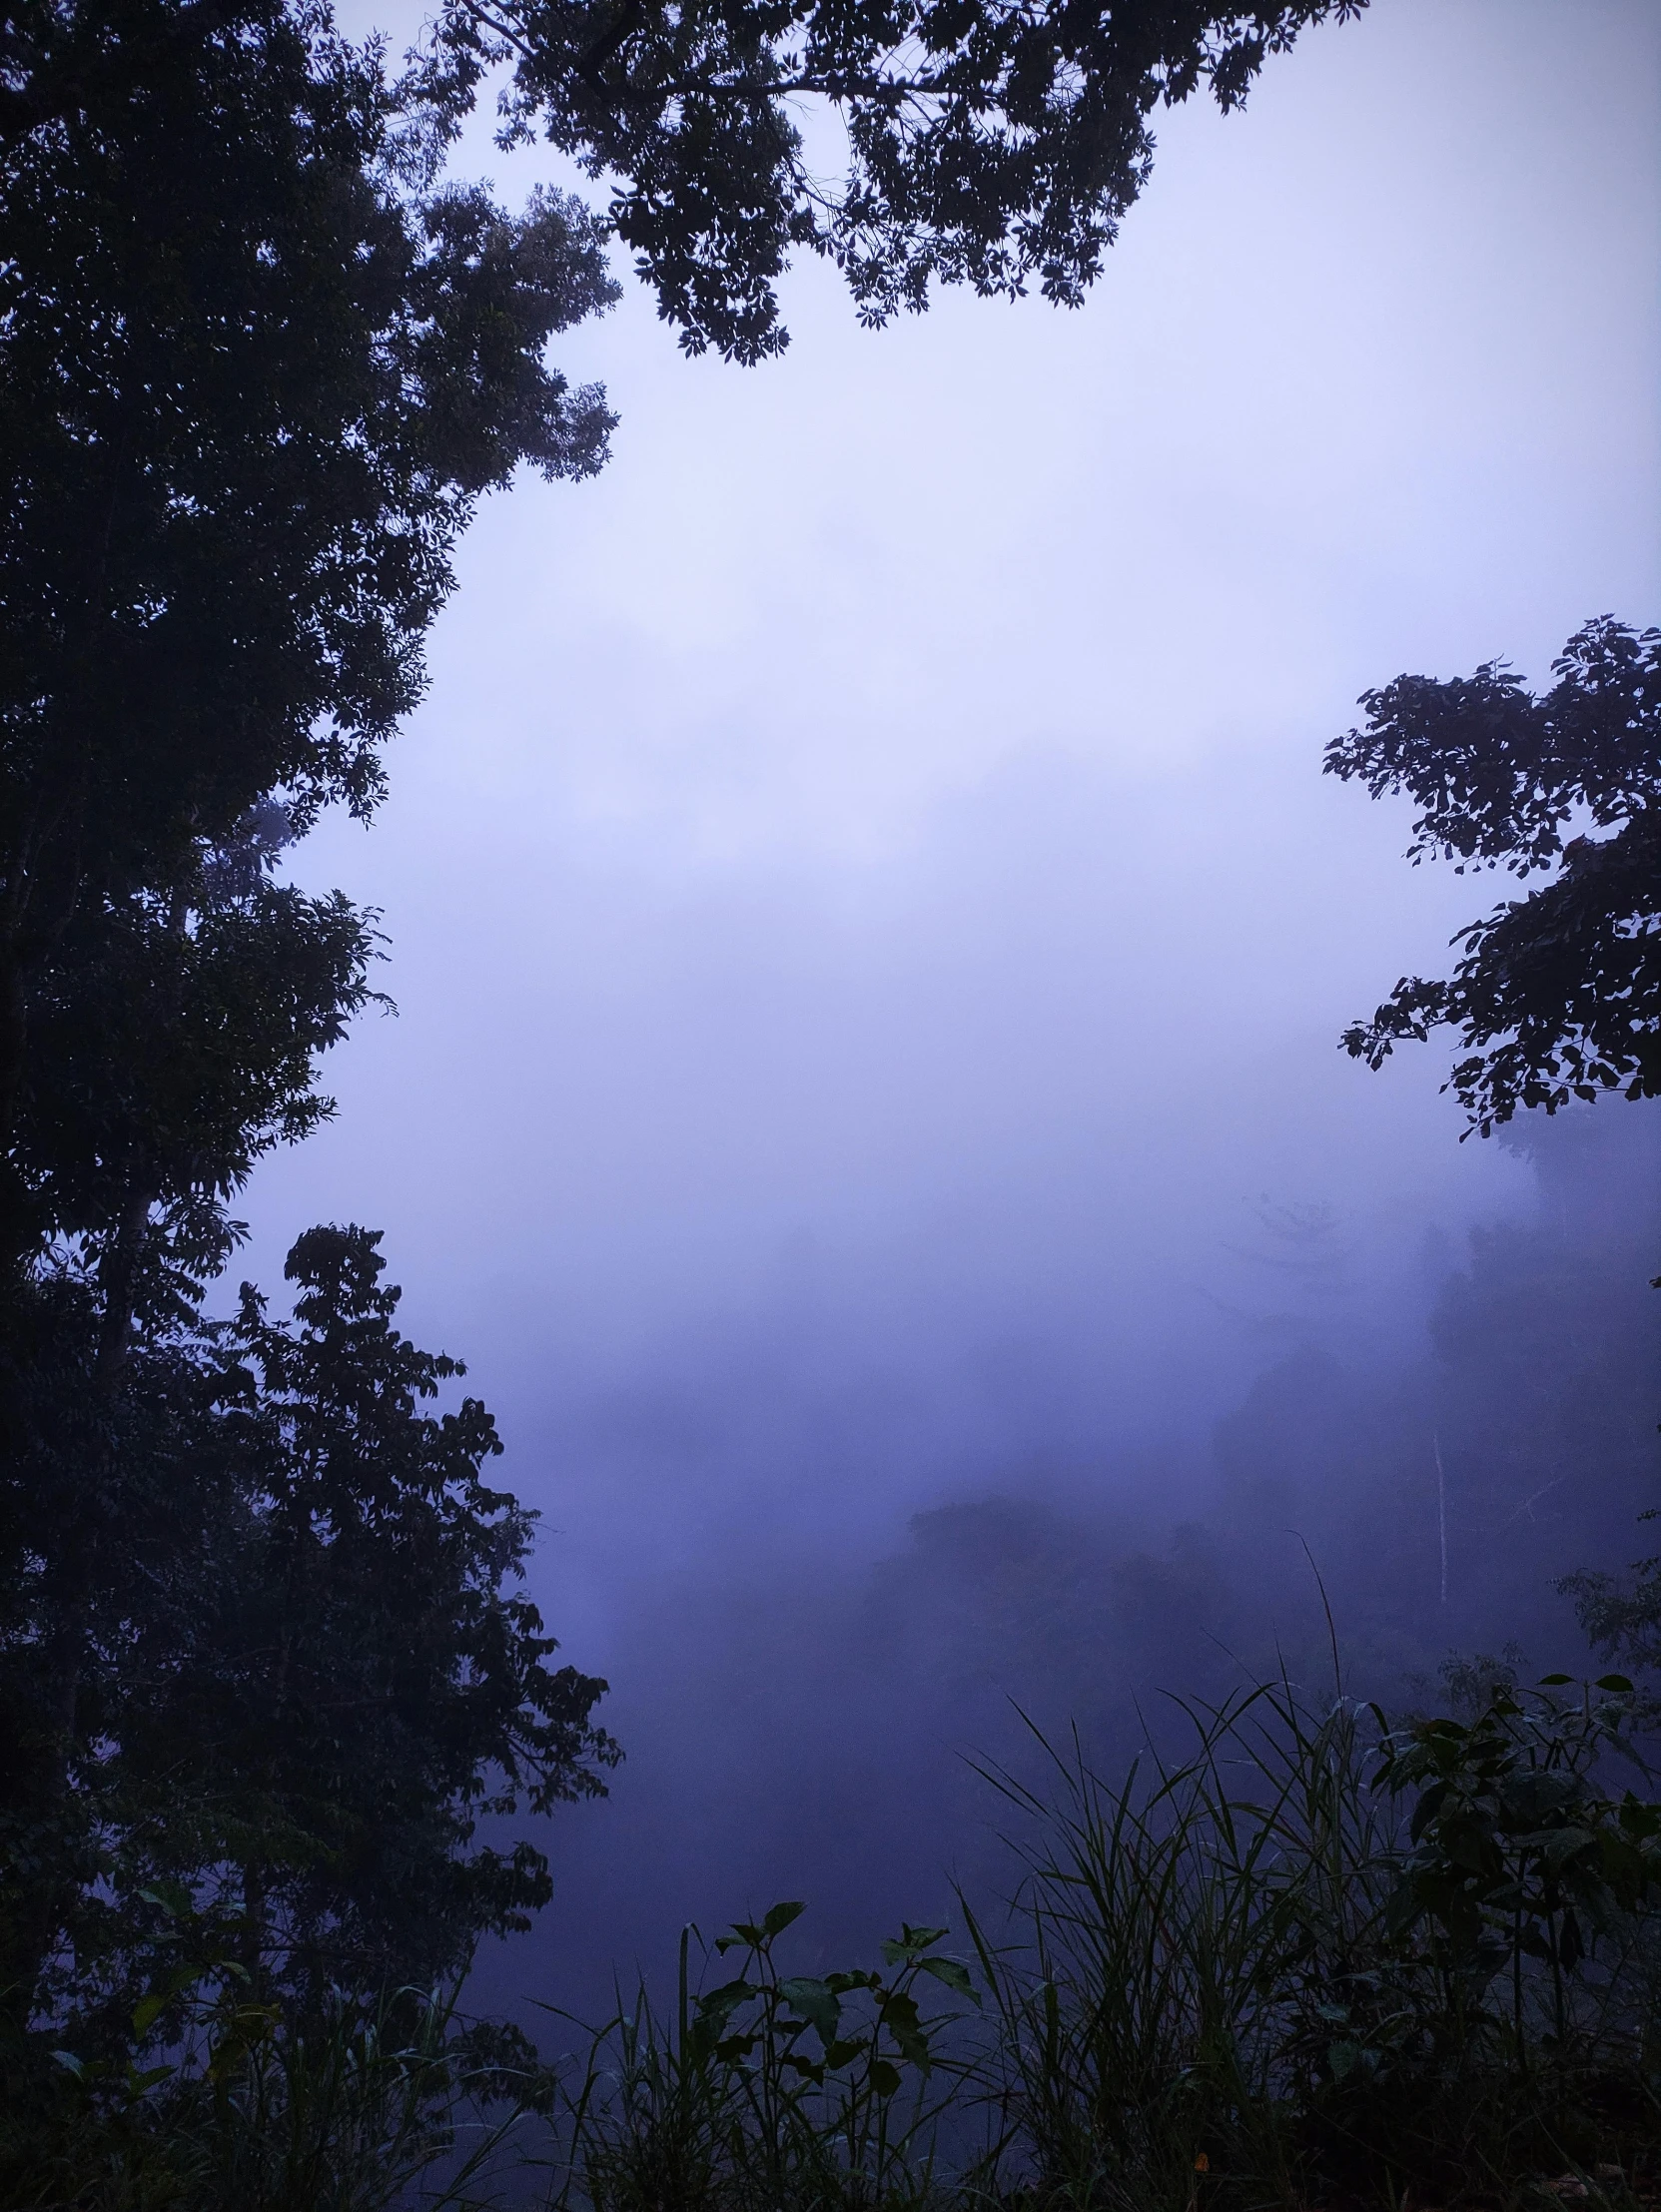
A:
[880, 1990, 930, 2068]
[49, 2049, 83, 2079]
[869, 2056, 903, 2097]
[825, 1969, 878, 1995]
[1559, 1907, 1585, 1971]
[1596, 1674, 1636, 1694]
[880, 1923, 947, 1964]
[696, 1978, 755, 2031]
[918, 1954, 979, 2003]
[780, 1975, 841, 2046]
[136, 1879, 192, 1919]
[131, 1992, 170, 2038]
[1409, 1780, 1449, 1842]
[761, 1900, 807, 1937]
[1539, 1825, 1597, 1870]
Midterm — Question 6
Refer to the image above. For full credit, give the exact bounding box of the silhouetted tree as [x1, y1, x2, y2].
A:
[0, 0, 618, 1262]
[1327, 616, 1660, 1135]
[2, 1224, 617, 2045]
[0, 0, 623, 2050]
[432, 0, 1367, 362]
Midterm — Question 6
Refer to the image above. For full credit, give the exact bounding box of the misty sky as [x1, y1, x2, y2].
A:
[245, 0, 1660, 1754]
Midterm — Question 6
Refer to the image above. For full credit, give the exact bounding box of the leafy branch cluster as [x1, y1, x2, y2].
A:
[1326, 618, 1661, 1133]
[433, 0, 1366, 360]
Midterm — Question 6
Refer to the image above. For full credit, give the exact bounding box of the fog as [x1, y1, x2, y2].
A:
[241, 0, 1661, 2012]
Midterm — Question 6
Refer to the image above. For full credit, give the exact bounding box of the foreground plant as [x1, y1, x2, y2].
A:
[537, 1900, 981, 2212]
[2, 1225, 618, 2074]
[1, 1975, 520, 2212]
[966, 1669, 1661, 2212]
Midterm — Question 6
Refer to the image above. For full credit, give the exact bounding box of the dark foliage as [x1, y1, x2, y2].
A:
[0, 11, 624, 2027]
[1, 1224, 617, 2052]
[1327, 616, 1661, 1134]
[0, 0, 618, 1247]
[433, 0, 1365, 362]
[16, 809, 384, 1289]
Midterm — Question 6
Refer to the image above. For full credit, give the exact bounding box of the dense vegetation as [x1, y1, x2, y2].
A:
[0, 0, 624, 2173]
[1, 0, 1656, 2204]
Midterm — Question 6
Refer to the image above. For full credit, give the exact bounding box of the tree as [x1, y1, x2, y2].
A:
[3, 1224, 618, 2043]
[0, 822, 391, 2012]
[0, 0, 619, 1257]
[1563, 1534, 1661, 1685]
[1326, 616, 1661, 1136]
[0, 0, 627, 2042]
[433, 0, 1366, 362]
[18, 807, 385, 1320]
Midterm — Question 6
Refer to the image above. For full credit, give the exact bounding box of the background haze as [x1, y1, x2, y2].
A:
[242, 0, 1661, 2011]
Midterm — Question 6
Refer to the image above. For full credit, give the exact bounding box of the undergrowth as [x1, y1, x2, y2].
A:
[11, 1666, 1661, 2212]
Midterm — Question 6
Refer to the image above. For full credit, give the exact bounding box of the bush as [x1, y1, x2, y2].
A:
[966, 1670, 1661, 2211]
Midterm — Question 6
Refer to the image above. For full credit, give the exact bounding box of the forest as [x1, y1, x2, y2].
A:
[1, 0, 1658, 2206]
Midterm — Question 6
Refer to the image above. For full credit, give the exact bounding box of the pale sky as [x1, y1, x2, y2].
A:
[248, 0, 1660, 1630]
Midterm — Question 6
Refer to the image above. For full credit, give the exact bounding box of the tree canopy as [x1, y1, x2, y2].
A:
[434, 0, 1366, 362]
[1327, 616, 1661, 1136]
[0, 0, 625, 2067]
[3, 1221, 616, 2047]
[0, 0, 617, 1260]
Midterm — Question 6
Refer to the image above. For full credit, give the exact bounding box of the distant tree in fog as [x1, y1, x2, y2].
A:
[1327, 616, 1660, 1136]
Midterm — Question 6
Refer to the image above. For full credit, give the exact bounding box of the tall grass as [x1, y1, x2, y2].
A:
[965, 1669, 1661, 2211]
[15, 1668, 1661, 2211]
[534, 1902, 978, 2212]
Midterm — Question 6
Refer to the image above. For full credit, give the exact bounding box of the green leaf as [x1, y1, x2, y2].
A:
[880, 1923, 947, 1964]
[780, 1975, 841, 2046]
[880, 1990, 930, 2067]
[918, 1955, 978, 2002]
[1539, 1826, 1598, 1870]
[697, 1978, 755, 2030]
[1560, 1907, 1585, 1971]
[869, 2056, 903, 2097]
[762, 1900, 807, 1937]
[136, 1879, 192, 1919]
[49, 2049, 83, 2079]
[1596, 1674, 1635, 1694]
